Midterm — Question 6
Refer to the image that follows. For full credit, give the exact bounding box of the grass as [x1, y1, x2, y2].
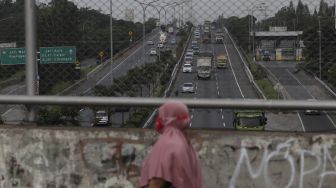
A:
[48, 81, 74, 95]
[256, 79, 281, 99]
[81, 65, 97, 75]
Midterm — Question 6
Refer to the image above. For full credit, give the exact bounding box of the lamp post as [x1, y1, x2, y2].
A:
[318, 16, 322, 79]
[110, 0, 113, 84]
[249, 2, 266, 61]
[134, 0, 160, 64]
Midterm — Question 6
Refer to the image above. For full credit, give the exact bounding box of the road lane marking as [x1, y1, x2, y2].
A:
[95, 34, 158, 86]
[297, 112, 306, 132]
[286, 69, 315, 98]
[326, 114, 336, 129]
[223, 40, 245, 99]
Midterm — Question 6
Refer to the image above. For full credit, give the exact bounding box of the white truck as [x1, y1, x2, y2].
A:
[159, 32, 167, 44]
[168, 26, 174, 34]
[197, 57, 212, 79]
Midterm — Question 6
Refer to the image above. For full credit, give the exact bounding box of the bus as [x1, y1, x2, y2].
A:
[233, 110, 267, 131]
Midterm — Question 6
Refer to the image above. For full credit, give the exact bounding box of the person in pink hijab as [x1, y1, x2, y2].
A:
[139, 101, 203, 188]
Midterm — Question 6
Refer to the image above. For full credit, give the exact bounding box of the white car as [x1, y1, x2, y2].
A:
[183, 63, 192, 73]
[185, 56, 193, 64]
[158, 43, 164, 48]
[181, 83, 195, 93]
[149, 48, 157, 56]
[304, 99, 321, 115]
[147, 40, 154, 45]
[195, 34, 200, 39]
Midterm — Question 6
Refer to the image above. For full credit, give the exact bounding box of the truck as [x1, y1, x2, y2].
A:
[168, 26, 174, 34]
[215, 54, 228, 68]
[215, 33, 224, 44]
[233, 110, 267, 131]
[197, 52, 213, 79]
[159, 32, 167, 44]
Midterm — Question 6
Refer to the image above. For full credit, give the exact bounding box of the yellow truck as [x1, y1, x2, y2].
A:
[216, 54, 228, 69]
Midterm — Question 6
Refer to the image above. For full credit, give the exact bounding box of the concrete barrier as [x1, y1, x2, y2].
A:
[0, 126, 335, 187]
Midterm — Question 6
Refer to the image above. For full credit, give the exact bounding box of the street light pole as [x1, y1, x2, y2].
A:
[318, 16, 322, 79]
[110, 0, 113, 84]
[134, 0, 159, 64]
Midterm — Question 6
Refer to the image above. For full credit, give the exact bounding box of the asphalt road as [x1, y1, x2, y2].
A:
[259, 61, 336, 132]
[171, 27, 259, 129]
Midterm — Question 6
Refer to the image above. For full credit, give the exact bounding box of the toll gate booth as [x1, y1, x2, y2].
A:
[253, 27, 303, 61]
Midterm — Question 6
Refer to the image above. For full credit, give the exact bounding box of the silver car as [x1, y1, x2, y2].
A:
[182, 83, 195, 93]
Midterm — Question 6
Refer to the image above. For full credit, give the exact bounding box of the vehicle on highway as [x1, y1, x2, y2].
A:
[159, 32, 168, 44]
[168, 26, 174, 34]
[186, 49, 194, 57]
[181, 83, 195, 93]
[191, 40, 198, 47]
[216, 54, 228, 68]
[192, 46, 200, 55]
[196, 51, 213, 79]
[304, 99, 321, 115]
[233, 110, 267, 131]
[157, 43, 164, 48]
[194, 33, 200, 39]
[170, 38, 176, 44]
[197, 57, 212, 79]
[185, 55, 193, 64]
[215, 33, 224, 44]
[150, 48, 157, 56]
[183, 63, 192, 73]
[93, 110, 109, 126]
[147, 40, 154, 45]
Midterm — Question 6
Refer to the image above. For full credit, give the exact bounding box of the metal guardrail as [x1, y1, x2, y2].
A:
[1, 95, 336, 111]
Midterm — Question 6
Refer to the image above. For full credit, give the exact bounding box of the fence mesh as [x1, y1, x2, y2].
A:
[0, 0, 335, 131]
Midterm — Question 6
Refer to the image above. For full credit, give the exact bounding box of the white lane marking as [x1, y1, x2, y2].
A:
[297, 112, 306, 132]
[5, 85, 25, 95]
[96, 34, 157, 85]
[286, 69, 315, 98]
[223, 40, 245, 99]
[326, 114, 336, 129]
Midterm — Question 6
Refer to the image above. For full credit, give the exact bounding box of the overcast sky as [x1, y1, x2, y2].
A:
[38, 0, 330, 24]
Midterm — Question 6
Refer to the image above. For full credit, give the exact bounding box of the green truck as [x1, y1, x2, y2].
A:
[233, 110, 267, 131]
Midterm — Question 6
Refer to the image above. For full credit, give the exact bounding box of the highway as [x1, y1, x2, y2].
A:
[260, 61, 336, 132]
[171, 27, 259, 129]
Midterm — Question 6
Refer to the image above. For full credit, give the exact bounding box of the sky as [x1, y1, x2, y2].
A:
[37, 0, 330, 24]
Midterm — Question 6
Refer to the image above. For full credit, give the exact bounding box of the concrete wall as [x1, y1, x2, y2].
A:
[0, 126, 335, 188]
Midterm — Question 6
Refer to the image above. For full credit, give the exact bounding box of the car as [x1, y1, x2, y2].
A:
[185, 55, 193, 64]
[94, 110, 109, 126]
[181, 83, 195, 93]
[194, 34, 200, 39]
[192, 46, 200, 55]
[149, 48, 157, 56]
[304, 99, 321, 115]
[147, 40, 154, 45]
[170, 38, 176, 44]
[183, 63, 192, 73]
[158, 43, 164, 48]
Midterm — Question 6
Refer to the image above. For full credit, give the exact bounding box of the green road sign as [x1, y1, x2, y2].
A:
[0, 48, 26, 65]
[40, 46, 76, 64]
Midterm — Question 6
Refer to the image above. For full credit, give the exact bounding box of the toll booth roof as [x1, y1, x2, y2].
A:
[254, 31, 303, 37]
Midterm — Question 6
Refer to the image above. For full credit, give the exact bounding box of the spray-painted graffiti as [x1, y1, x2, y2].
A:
[229, 137, 336, 188]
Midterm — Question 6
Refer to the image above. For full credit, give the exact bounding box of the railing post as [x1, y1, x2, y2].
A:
[25, 0, 37, 122]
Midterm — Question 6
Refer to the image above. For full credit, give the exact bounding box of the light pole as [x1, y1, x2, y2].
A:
[249, 2, 266, 61]
[318, 16, 322, 79]
[110, 0, 113, 84]
[134, 0, 160, 64]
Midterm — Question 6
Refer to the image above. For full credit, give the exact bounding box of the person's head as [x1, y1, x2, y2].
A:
[155, 101, 191, 133]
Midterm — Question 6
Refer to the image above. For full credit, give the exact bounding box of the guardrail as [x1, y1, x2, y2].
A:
[143, 28, 193, 128]
[1, 95, 336, 111]
[224, 27, 266, 99]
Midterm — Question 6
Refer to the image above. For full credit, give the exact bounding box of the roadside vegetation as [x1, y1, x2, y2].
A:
[0, 0, 157, 94]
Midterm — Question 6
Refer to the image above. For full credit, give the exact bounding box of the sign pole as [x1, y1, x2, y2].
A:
[25, 0, 37, 122]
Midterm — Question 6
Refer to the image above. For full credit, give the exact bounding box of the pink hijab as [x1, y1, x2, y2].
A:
[139, 101, 202, 188]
